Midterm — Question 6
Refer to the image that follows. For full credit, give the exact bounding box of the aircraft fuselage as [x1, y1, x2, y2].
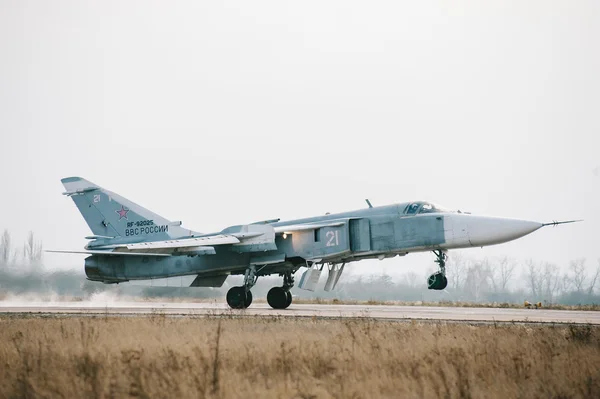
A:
[83, 202, 542, 283]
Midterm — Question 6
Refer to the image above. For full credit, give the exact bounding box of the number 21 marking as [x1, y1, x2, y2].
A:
[326, 230, 340, 247]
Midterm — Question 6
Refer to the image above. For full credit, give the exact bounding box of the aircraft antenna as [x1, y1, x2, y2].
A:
[365, 199, 373, 208]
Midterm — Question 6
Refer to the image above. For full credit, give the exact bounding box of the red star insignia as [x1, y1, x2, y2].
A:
[116, 205, 129, 220]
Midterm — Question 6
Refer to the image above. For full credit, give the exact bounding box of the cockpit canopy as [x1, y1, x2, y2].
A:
[403, 201, 450, 215]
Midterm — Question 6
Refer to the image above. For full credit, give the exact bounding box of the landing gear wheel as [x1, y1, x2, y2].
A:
[439, 275, 448, 290]
[244, 290, 253, 308]
[427, 272, 448, 290]
[267, 287, 290, 309]
[285, 291, 292, 308]
[427, 274, 434, 289]
[428, 250, 448, 290]
[226, 286, 249, 309]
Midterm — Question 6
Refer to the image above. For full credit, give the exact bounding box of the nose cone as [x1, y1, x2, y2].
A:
[467, 216, 543, 246]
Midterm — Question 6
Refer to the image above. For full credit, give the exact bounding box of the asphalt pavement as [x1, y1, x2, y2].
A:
[1, 301, 598, 324]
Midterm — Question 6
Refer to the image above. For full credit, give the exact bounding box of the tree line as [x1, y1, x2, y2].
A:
[0, 230, 43, 270]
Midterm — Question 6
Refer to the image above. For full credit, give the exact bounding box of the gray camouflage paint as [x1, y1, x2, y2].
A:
[62, 177, 449, 284]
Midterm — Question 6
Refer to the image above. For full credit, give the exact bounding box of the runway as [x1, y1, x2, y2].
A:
[1, 301, 599, 324]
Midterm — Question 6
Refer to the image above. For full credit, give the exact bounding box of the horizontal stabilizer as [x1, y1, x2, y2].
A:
[46, 250, 171, 257]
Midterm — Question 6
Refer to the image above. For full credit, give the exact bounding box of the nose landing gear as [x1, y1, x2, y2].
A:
[428, 250, 448, 290]
[427, 272, 447, 290]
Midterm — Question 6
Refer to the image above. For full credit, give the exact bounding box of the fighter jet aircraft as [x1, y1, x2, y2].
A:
[50, 177, 579, 309]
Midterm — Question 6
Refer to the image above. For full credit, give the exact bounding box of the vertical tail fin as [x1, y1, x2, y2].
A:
[61, 177, 190, 240]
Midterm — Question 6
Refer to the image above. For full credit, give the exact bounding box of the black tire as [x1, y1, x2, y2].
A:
[438, 275, 448, 290]
[427, 272, 447, 290]
[226, 286, 247, 309]
[244, 290, 253, 308]
[267, 287, 288, 309]
[284, 291, 292, 309]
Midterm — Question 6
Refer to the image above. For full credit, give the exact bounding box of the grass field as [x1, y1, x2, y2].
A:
[1, 316, 599, 398]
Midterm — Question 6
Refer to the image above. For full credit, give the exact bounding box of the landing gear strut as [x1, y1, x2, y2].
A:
[226, 266, 257, 309]
[267, 270, 294, 309]
[428, 250, 448, 290]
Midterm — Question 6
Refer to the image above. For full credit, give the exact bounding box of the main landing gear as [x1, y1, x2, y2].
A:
[226, 266, 257, 309]
[267, 271, 294, 309]
[225, 267, 295, 310]
[428, 250, 448, 290]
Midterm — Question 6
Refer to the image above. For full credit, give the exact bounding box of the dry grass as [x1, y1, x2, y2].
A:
[1, 316, 599, 398]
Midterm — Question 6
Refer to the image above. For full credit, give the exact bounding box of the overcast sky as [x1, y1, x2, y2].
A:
[0, 1, 598, 278]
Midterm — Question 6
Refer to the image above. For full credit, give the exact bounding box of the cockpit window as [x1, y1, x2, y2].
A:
[419, 202, 451, 214]
[404, 201, 450, 215]
[419, 203, 435, 213]
[429, 203, 451, 213]
[406, 203, 420, 214]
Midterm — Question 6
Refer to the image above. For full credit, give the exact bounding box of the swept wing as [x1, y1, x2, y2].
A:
[46, 250, 172, 257]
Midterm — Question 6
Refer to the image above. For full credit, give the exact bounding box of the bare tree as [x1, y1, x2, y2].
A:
[587, 260, 600, 295]
[464, 260, 492, 301]
[448, 252, 468, 291]
[489, 256, 517, 293]
[499, 256, 517, 292]
[403, 271, 419, 288]
[0, 230, 11, 268]
[23, 231, 43, 268]
[567, 258, 587, 293]
[524, 259, 542, 297]
[562, 270, 573, 293]
[541, 262, 562, 303]
[487, 257, 499, 293]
